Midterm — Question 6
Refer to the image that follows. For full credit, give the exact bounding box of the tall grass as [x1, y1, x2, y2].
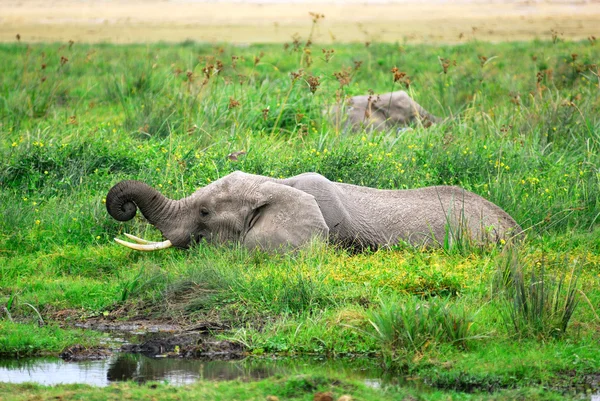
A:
[364, 295, 482, 366]
[1, 41, 598, 249]
[494, 248, 581, 339]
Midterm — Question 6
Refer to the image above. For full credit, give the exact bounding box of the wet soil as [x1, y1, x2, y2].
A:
[59, 344, 113, 362]
[61, 317, 245, 362]
[121, 334, 246, 359]
[424, 369, 600, 396]
[555, 370, 600, 396]
[73, 319, 183, 335]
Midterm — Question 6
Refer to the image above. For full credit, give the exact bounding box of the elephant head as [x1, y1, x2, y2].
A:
[106, 172, 329, 251]
[330, 90, 441, 132]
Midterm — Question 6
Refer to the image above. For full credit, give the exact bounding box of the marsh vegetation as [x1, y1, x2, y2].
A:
[0, 32, 599, 400]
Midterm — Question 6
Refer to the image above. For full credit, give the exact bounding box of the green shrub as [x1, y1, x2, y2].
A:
[494, 249, 581, 339]
[365, 296, 481, 365]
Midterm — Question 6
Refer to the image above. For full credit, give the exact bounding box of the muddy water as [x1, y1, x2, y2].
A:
[0, 354, 394, 387]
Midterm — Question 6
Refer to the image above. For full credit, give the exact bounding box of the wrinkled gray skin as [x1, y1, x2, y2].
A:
[106, 171, 521, 252]
[330, 90, 440, 132]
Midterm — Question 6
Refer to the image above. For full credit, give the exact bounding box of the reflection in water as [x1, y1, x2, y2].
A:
[0, 354, 389, 387]
[0, 357, 113, 386]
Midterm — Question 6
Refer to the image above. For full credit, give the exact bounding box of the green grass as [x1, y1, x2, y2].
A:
[0, 321, 106, 357]
[0, 374, 580, 401]
[0, 36, 599, 399]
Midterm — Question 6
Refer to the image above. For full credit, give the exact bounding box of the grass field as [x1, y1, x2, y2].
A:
[0, 27, 599, 400]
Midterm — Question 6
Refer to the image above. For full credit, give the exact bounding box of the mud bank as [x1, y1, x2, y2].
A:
[62, 318, 245, 361]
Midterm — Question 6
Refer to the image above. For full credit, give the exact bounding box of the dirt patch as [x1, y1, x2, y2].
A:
[63, 317, 244, 361]
[60, 344, 113, 361]
[73, 316, 230, 335]
[73, 319, 183, 335]
[554, 370, 600, 395]
[425, 369, 600, 395]
[1, 0, 599, 44]
[121, 333, 247, 359]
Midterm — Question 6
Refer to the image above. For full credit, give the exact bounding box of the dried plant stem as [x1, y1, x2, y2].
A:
[2, 306, 13, 322]
[578, 289, 600, 321]
[22, 302, 45, 326]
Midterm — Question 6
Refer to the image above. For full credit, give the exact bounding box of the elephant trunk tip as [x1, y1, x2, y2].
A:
[106, 180, 141, 222]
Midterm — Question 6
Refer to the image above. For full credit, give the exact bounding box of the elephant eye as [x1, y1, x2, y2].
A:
[200, 208, 210, 217]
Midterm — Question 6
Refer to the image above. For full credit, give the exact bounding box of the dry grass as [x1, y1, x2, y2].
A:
[1, 0, 599, 44]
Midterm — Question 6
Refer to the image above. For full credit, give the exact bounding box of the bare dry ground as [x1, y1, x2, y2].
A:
[1, 0, 599, 45]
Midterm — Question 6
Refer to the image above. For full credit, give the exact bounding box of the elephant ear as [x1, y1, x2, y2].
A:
[243, 181, 329, 251]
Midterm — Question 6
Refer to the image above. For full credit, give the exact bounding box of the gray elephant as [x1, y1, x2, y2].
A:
[330, 90, 440, 132]
[106, 172, 521, 252]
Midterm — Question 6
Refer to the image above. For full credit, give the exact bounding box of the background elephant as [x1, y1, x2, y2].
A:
[106, 171, 521, 252]
[329, 90, 441, 132]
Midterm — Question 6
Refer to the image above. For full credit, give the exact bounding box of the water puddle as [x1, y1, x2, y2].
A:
[0, 354, 395, 387]
[2, 354, 598, 398]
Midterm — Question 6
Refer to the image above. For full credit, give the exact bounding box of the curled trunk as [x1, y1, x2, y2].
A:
[106, 180, 179, 231]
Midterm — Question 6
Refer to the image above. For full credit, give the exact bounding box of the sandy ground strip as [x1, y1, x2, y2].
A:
[1, 0, 599, 44]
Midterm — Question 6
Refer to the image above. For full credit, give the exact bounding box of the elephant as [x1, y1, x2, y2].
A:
[106, 171, 521, 252]
[329, 90, 441, 132]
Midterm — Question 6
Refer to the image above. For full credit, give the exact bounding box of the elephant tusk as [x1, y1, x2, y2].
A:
[114, 237, 173, 251]
[124, 233, 163, 245]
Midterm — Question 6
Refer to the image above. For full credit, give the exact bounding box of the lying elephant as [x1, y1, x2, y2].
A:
[106, 172, 521, 252]
[330, 90, 441, 132]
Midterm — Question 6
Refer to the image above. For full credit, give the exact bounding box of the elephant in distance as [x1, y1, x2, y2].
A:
[329, 90, 441, 132]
